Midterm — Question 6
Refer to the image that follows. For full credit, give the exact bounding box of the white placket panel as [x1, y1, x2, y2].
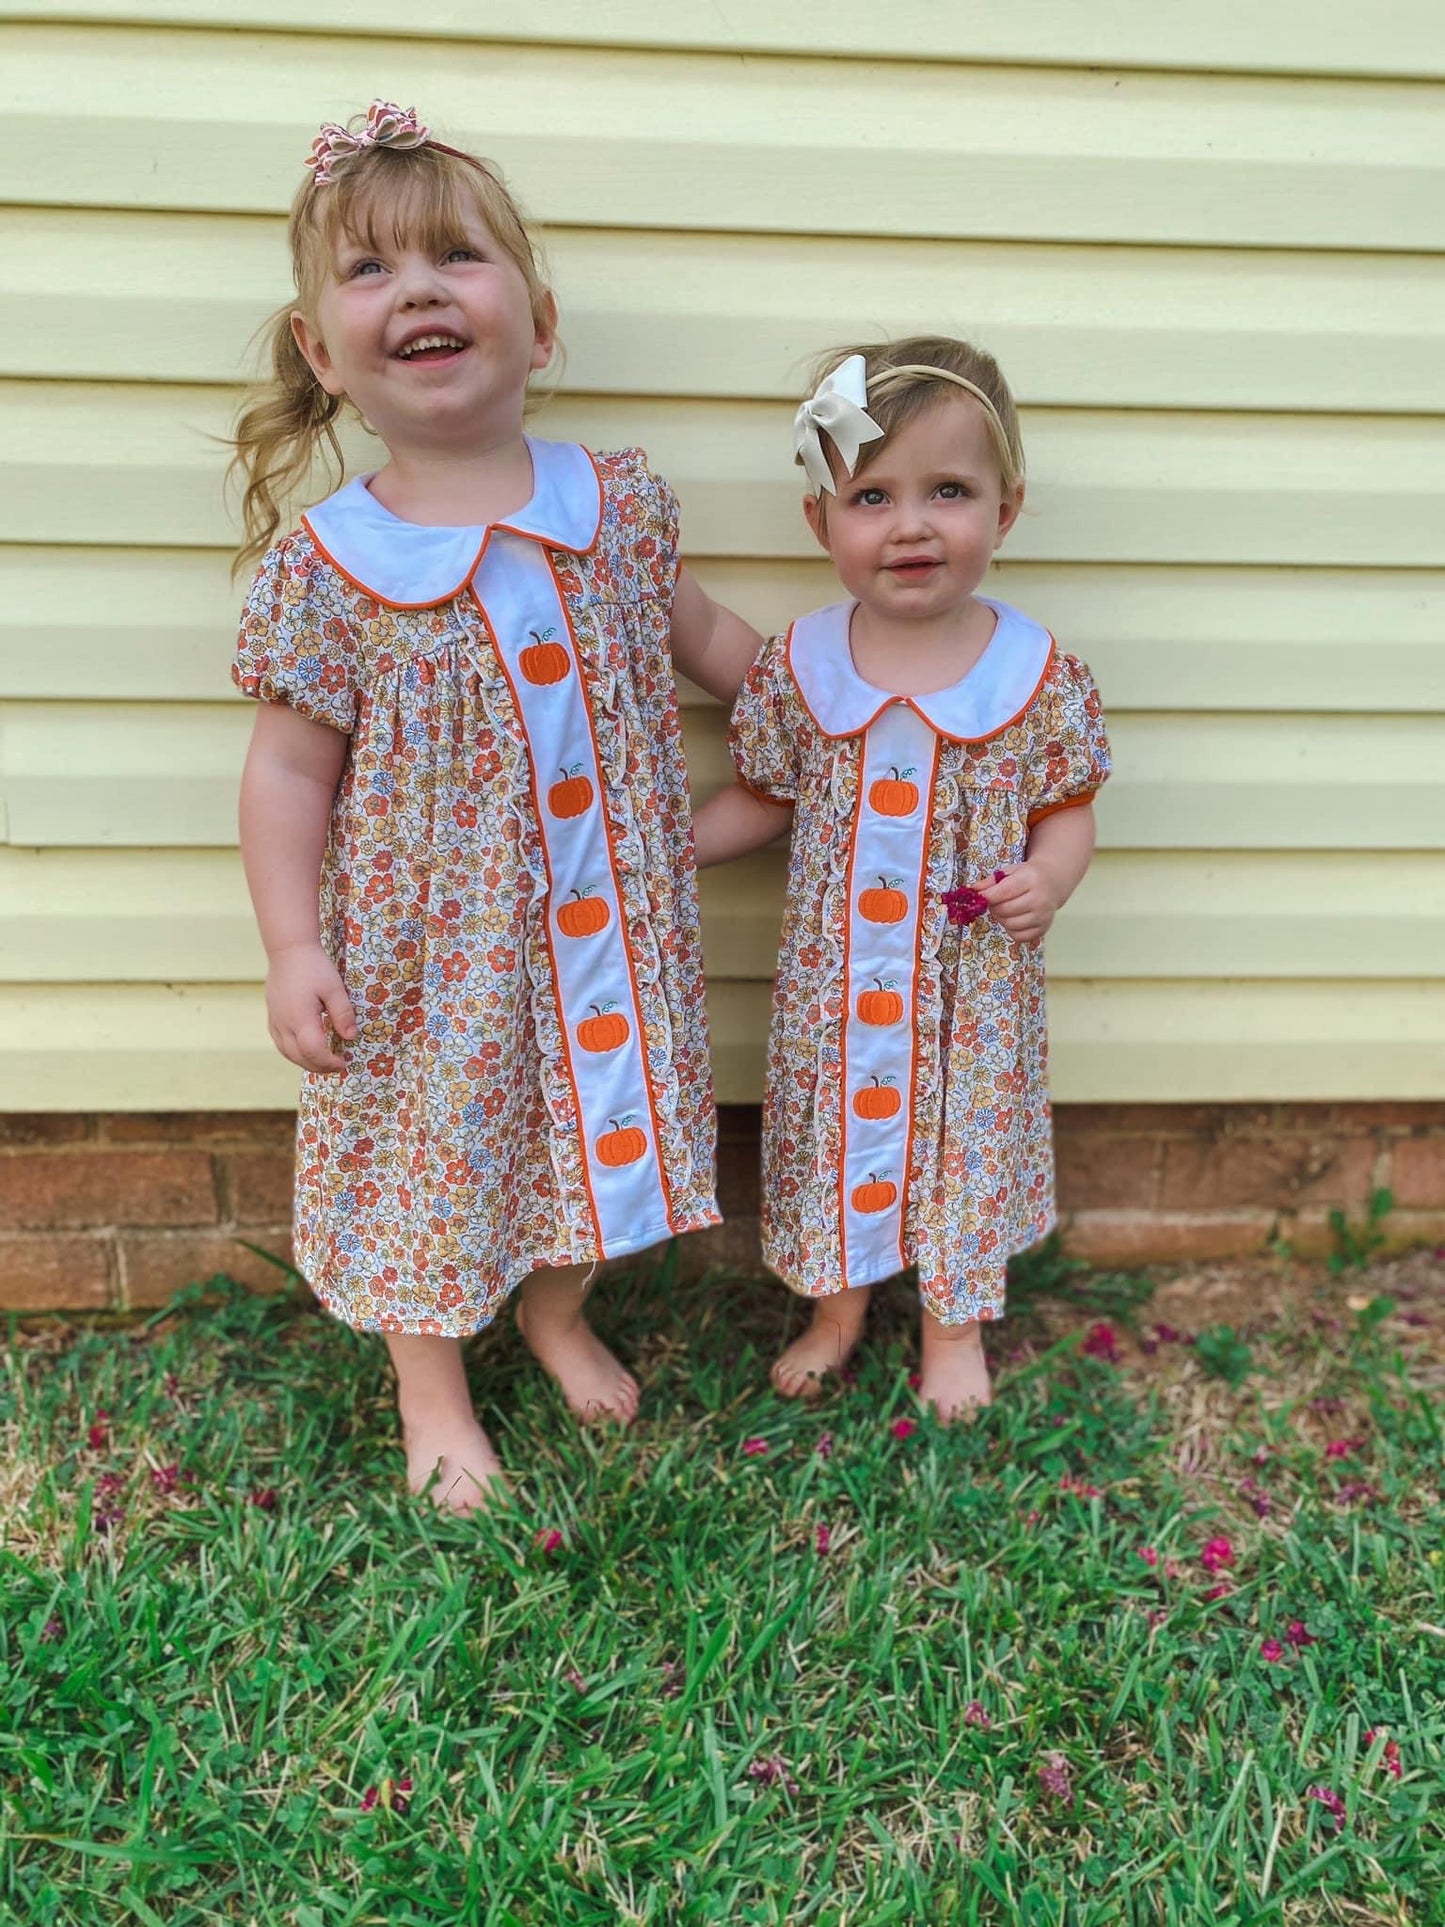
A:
[838, 704, 938, 1287]
[473, 532, 672, 1254]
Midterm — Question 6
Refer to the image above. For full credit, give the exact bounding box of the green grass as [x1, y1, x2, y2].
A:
[2, 1249, 1442, 1925]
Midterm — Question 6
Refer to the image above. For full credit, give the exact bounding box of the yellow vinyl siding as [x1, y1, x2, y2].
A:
[0, 14, 1442, 1108]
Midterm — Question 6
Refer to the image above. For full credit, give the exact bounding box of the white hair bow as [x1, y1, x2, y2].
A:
[792, 354, 885, 496]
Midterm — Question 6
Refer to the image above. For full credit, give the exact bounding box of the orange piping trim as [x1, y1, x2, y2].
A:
[1026, 789, 1098, 829]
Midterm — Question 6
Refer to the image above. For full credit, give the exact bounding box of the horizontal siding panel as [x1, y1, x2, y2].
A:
[5, 28, 1444, 251]
[4, 547, 1443, 715]
[7, 385, 1445, 568]
[6, 3, 1441, 77]
[4, 847, 1442, 983]
[5, 703, 1443, 850]
[6, 979, 1439, 1109]
[7, 210, 1444, 416]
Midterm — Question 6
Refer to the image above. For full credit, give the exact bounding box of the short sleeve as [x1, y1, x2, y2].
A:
[728, 633, 805, 805]
[232, 534, 360, 734]
[593, 447, 681, 605]
[1024, 653, 1111, 827]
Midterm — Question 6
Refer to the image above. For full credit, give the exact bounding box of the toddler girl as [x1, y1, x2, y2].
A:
[231, 103, 759, 1509]
[693, 337, 1110, 1419]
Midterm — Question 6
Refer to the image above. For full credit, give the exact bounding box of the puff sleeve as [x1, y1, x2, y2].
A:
[232, 534, 361, 734]
[728, 632, 805, 805]
[1023, 653, 1111, 827]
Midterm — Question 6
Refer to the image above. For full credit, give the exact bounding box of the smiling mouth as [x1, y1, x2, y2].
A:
[887, 559, 940, 575]
[394, 333, 468, 361]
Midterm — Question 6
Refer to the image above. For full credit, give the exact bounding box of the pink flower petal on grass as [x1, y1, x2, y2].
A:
[1200, 1536, 1235, 1574]
[248, 1487, 277, 1511]
[1306, 1784, 1345, 1829]
[533, 1527, 564, 1554]
[1036, 1753, 1072, 1802]
[1285, 1620, 1317, 1648]
[815, 1432, 834, 1460]
[1364, 1729, 1402, 1779]
[1135, 1545, 1159, 1567]
[890, 1417, 918, 1441]
[742, 1437, 770, 1458]
[1260, 1638, 1286, 1663]
[815, 1524, 832, 1555]
[963, 1700, 991, 1728]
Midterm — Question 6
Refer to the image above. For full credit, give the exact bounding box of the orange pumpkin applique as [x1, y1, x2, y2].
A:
[577, 1003, 630, 1054]
[858, 876, 907, 924]
[852, 1075, 902, 1120]
[868, 766, 919, 816]
[520, 627, 570, 685]
[597, 1114, 647, 1166]
[851, 1173, 898, 1214]
[548, 764, 594, 819]
[557, 888, 609, 938]
[857, 979, 904, 1026]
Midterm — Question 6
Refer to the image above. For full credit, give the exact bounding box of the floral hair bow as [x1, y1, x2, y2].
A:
[792, 353, 885, 496]
[305, 100, 431, 187]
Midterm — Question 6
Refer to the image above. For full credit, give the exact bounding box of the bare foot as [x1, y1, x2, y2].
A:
[402, 1415, 507, 1515]
[515, 1292, 640, 1426]
[918, 1313, 993, 1424]
[771, 1286, 873, 1399]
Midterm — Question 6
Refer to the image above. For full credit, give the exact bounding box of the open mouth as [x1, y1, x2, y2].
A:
[394, 333, 468, 362]
[887, 559, 940, 578]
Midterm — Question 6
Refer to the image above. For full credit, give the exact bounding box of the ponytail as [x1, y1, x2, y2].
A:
[230, 304, 345, 576]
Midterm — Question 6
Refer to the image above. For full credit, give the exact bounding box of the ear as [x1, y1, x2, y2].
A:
[291, 311, 347, 399]
[802, 489, 833, 556]
[530, 289, 559, 373]
[994, 482, 1025, 548]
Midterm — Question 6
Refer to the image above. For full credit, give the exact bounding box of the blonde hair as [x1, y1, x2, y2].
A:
[806, 335, 1025, 493]
[230, 131, 553, 573]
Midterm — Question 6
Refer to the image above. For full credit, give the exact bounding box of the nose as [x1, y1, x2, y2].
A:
[889, 495, 933, 540]
[394, 253, 446, 308]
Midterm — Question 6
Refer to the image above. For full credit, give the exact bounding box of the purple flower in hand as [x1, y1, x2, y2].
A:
[943, 886, 990, 927]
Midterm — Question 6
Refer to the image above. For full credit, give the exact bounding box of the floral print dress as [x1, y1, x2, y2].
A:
[234, 437, 719, 1336]
[730, 597, 1109, 1325]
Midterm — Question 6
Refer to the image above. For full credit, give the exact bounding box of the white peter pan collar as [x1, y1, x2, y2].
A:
[786, 597, 1055, 743]
[301, 435, 603, 609]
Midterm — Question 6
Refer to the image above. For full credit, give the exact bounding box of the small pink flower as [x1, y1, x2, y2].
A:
[815, 1524, 832, 1555]
[1364, 1729, 1402, 1779]
[1059, 1472, 1104, 1498]
[150, 1464, 185, 1496]
[1306, 1784, 1345, 1829]
[1260, 1638, 1286, 1663]
[1146, 1608, 1169, 1629]
[943, 885, 990, 927]
[890, 1418, 918, 1441]
[907, 1371, 922, 1391]
[1164, 1559, 1185, 1581]
[1203, 1582, 1232, 1601]
[162, 1372, 180, 1397]
[86, 1411, 110, 1451]
[1036, 1752, 1072, 1802]
[1135, 1545, 1160, 1567]
[1081, 1322, 1120, 1364]
[1200, 1536, 1235, 1574]
[565, 1669, 587, 1694]
[993, 870, 1008, 884]
[1284, 1620, 1317, 1648]
[963, 1700, 991, 1728]
[1153, 1322, 1182, 1344]
[815, 1432, 834, 1459]
[748, 1756, 798, 1793]
[1024, 1508, 1043, 1526]
[533, 1527, 564, 1554]
[40, 1616, 62, 1644]
[1336, 1479, 1378, 1507]
[96, 1471, 125, 1497]
[659, 1661, 681, 1700]
[360, 1775, 413, 1815]
[741, 1437, 770, 1458]
[248, 1487, 277, 1511]
[1325, 1437, 1365, 1459]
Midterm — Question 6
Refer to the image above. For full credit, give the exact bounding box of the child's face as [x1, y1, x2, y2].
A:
[292, 200, 555, 456]
[803, 394, 1022, 624]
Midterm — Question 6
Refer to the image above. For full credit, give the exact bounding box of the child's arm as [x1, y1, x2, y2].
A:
[239, 702, 359, 1074]
[979, 804, 1096, 946]
[668, 568, 765, 703]
[692, 781, 793, 868]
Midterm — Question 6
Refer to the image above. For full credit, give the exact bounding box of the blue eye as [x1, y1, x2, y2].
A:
[444, 246, 482, 263]
[937, 481, 968, 499]
[349, 258, 385, 277]
[854, 488, 887, 507]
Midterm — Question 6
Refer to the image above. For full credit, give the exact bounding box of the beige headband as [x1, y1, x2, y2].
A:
[866, 363, 1021, 479]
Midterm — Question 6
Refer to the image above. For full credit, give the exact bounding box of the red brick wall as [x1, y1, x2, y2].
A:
[1, 1103, 1441, 1311]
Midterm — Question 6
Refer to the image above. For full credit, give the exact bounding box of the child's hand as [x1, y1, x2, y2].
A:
[979, 862, 1061, 946]
[265, 943, 358, 1073]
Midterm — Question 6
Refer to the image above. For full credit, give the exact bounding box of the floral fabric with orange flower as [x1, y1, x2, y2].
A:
[728, 597, 1109, 1323]
[233, 444, 719, 1335]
